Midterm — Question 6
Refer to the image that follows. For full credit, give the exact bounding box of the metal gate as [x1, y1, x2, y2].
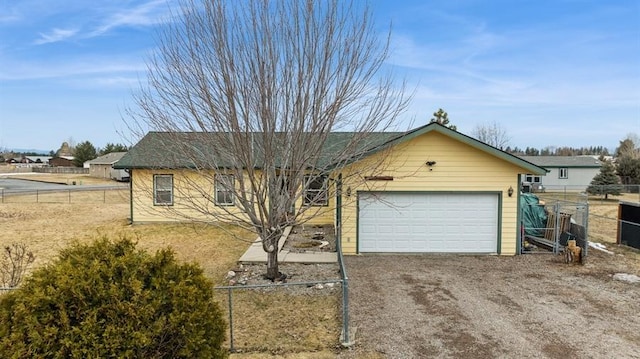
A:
[521, 194, 589, 260]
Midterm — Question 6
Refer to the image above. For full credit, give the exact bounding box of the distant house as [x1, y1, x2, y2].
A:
[519, 156, 602, 192]
[86, 152, 128, 180]
[6, 156, 51, 168]
[24, 156, 52, 167]
[49, 156, 75, 167]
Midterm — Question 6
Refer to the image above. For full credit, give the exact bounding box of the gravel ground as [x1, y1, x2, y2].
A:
[339, 251, 640, 359]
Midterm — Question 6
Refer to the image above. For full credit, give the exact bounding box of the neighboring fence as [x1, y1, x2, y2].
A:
[0, 166, 32, 173]
[0, 188, 129, 204]
[33, 167, 88, 174]
[538, 184, 640, 202]
[618, 201, 640, 250]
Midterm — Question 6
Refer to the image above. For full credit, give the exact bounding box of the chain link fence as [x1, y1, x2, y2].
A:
[524, 184, 640, 253]
[0, 188, 129, 204]
[521, 193, 589, 260]
[214, 222, 350, 353]
[0, 287, 16, 295]
[529, 184, 640, 203]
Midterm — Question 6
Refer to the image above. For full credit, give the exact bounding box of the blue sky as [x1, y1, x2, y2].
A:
[0, 0, 638, 153]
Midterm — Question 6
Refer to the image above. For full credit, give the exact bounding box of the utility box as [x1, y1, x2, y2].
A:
[618, 201, 640, 250]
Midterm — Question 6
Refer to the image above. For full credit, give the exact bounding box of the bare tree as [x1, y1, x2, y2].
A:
[472, 121, 510, 150]
[616, 133, 640, 158]
[1, 243, 35, 288]
[128, 0, 408, 280]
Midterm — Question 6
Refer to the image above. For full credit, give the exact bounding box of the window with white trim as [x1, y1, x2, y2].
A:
[153, 174, 173, 205]
[525, 174, 542, 183]
[303, 175, 328, 206]
[215, 174, 235, 206]
[559, 168, 568, 179]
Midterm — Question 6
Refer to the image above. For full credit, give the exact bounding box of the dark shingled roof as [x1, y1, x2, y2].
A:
[114, 131, 400, 170]
[115, 123, 548, 175]
[86, 152, 127, 165]
[519, 156, 602, 168]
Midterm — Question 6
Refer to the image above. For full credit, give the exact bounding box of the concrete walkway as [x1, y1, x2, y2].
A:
[239, 226, 337, 264]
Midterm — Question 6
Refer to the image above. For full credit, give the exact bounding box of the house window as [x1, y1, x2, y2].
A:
[304, 176, 328, 206]
[525, 174, 541, 183]
[559, 168, 568, 179]
[153, 174, 173, 205]
[215, 175, 235, 206]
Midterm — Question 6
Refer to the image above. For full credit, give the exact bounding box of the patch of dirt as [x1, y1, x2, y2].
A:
[338, 251, 640, 359]
[282, 224, 336, 253]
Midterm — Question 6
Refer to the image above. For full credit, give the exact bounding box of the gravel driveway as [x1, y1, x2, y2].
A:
[340, 252, 640, 358]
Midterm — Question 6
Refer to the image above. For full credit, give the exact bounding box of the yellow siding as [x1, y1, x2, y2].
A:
[339, 131, 526, 256]
[131, 169, 244, 223]
[131, 169, 336, 225]
[130, 130, 532, 256]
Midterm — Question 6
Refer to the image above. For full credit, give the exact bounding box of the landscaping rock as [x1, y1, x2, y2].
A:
[612, 273, 640, 284]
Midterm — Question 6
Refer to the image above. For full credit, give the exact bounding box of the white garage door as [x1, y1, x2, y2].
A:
[358, 192, 499, 253]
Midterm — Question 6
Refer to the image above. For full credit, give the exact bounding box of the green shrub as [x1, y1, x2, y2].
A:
[0, 237, 227, 358]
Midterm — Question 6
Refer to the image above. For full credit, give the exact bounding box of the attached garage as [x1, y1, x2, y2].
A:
[358, 192, 500, 253]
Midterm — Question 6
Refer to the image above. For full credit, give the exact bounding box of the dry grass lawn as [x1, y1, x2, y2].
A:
[0, 198, 342, 355]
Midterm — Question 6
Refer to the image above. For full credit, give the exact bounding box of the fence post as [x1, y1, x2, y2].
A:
[342, 277, 350, 345]
[583, 202, 589, 258]
[1, 189, 3, 203]
[36, 190, 39, 203]
[68, 190, 71, 204]
[553, 201, 560, 254]
[227, 288, 235, 353]
[104, 190, 106, 203]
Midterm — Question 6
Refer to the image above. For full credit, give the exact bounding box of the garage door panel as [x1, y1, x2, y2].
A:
[358, 192, 498, 253]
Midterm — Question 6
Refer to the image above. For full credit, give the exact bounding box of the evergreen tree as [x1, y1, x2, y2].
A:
[100, 142, 128, 155]
[429, 108, 457, 130]
[586, 160, 623, 199]
[72, 141, 97, 167]
[616, 155, 640, 186]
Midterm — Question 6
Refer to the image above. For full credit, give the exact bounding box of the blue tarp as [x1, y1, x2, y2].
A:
[521, 193, 547, 237]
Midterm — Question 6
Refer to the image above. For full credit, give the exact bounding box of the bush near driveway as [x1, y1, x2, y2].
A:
[0, 237, 227, 359]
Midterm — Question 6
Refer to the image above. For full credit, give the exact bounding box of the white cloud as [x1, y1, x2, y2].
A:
[34, 28, 79, 45]
[0, 57, 145, 81]
[90, 0, 174, 37]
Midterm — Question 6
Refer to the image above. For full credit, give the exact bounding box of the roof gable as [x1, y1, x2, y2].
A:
[357, 122, 547, 175]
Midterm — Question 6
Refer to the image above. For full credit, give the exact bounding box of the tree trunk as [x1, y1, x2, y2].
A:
[266, 248, 280, 281]
[263, 232, 282, 281]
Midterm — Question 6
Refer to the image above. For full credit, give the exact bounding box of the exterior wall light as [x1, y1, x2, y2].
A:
[508, 186, 514, 197]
